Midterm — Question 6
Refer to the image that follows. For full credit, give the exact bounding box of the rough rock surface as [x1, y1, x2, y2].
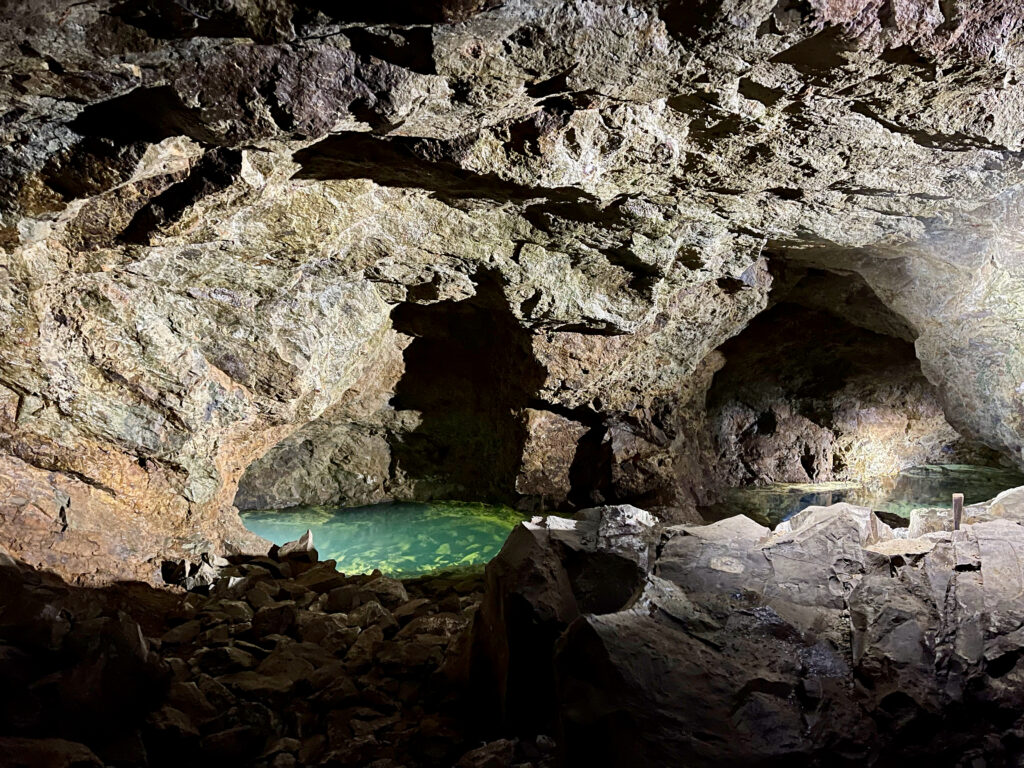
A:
[469, 505, 657, 732]
[474, 495, 1024, 765]
[0, 536, 558, 768]
[703, 274, 1001, 492]
[3, 1, 1024, 579]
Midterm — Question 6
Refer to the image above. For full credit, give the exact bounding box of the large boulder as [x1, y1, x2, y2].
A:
[465, 502, 1024, 765]
[468, 505, 657, 733]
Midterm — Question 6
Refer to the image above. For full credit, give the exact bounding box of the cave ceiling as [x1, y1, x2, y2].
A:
[2, 0, 1024, 580]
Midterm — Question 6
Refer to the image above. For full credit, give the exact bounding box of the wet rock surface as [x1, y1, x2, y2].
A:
[4, 2, 1024, 580]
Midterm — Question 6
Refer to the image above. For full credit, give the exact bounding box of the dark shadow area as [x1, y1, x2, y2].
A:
[0, 547, 509, 768]
[69, 86, 220, 145]
[292, 133, 598, 206]
[344, 26, 437, 75]
[389, 277, 547, 503]
[111, 0, 269, 40]
[120, 147, 242, 244]
[301, 0, 502, 24]
[0, 554, 176, 767]
[38, 137, 149, 203]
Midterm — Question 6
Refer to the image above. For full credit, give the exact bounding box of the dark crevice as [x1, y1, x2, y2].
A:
[954, 562, 982, 572]
[526, 399, 602, 429]
[388, 275, 546, 502]
[567, 423, 611, 508]
[302, 0, 502, 25]
[738, 77, 787, 107]
[848, 102, 1009, 152]
[522, 197, 632, 232]
[110, 0, 283, 42]
[767, 186, 804, 200]
[506, 109, 572, 155]
[880, 44, 936, 70]
[599, 247, 664, 295]
[527, 67, 576, 98]
[986, 651, 1020, 678]
[39, 137, 149, 203]
[800, 447, 817, 480]
[344, 26, 436, 75]
[292, 132, 598, 206]
[70, 86, 221, 145]
[657, 0, 721, 42]
[755, 411, 777, 436]
[769, 26, 852, 76]
[120, 148, 242, 244]
[716, 277, 750, 295]
[546, 323, 628, 336]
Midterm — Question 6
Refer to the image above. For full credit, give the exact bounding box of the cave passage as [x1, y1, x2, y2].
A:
[388, 281, 547, 503]
[697, 268, 1018, 525]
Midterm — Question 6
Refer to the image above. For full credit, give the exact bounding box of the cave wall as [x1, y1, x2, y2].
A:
[703, 294, 997, 492]
[3, 0, 1024, 581]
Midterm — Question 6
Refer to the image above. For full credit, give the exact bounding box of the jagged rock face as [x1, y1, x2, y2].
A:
[703, 271, 1001, 491]
[2, 1, 1024, 580]
[475, 501, 1024, 765]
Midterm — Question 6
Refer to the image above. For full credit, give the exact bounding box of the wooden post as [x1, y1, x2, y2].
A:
[953, 493, 964, 531]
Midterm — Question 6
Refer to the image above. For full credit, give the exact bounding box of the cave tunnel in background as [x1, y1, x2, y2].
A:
[699, 266, 1022, 526]
[387, 278, 547, 503]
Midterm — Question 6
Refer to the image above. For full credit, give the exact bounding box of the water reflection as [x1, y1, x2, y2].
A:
[241, 500, 524, 578]
[700, 464, 1024, 528]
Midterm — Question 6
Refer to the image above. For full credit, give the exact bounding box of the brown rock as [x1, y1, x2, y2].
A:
[362, 577, 409, 609]
[345, 601, 398, 633]
[325, 584, 370, 613]
[393, 598, 433, 624]
[0, 737, 104, 767]
[515, 409, 589, 505]
[251, 604, 298, 637]
[345, 626, 384, 671]
[275, 530, 318, 564]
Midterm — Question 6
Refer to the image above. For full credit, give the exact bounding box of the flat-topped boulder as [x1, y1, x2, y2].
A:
[473, 501, 1024, 765]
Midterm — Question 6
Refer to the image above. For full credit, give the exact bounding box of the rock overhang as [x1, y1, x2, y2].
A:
[3, 0, 1024, 581]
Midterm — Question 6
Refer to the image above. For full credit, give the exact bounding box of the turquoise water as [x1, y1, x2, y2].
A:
[240, 501, 525, 578]
[701, 464, 1024, 528]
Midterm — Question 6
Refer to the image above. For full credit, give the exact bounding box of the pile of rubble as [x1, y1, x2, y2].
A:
[0, 531, 556, 768]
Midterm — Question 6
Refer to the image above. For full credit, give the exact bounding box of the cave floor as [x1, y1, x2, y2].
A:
[700, 463, 1024, 527]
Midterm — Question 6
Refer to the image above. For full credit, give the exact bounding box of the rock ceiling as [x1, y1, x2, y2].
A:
[2, 0, 1024, 581]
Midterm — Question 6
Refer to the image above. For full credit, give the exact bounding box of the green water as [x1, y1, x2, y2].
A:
[240, 500, 525, 578]
[702, 464, 1024, 528]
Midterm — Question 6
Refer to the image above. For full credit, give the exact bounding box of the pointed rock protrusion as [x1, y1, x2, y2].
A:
[276, 529, 318, 564]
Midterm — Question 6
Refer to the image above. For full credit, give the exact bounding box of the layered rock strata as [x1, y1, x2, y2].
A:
[4, 1, 1024, 580]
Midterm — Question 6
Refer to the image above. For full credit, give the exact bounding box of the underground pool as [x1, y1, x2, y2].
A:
[240, 500, 525, 578]
[701, 463, 1024, 528]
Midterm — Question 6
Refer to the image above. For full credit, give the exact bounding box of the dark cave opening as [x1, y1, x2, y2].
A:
[693, 266, 1017, 527]
[388, 280, 547, 503]
[704, 268, 972, 489]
